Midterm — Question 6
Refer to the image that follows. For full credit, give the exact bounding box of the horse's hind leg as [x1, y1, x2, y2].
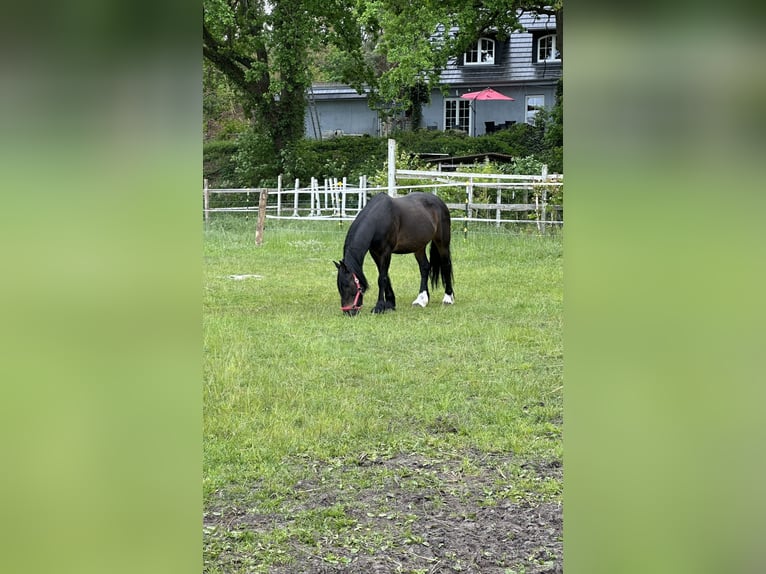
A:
[412, 248, 430, 307]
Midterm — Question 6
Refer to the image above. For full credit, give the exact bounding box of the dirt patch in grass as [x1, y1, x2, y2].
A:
[204, 450, 562, 573]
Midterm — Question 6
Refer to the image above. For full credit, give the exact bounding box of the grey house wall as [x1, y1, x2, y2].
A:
[421, 84, 557, 135]
[304, 11, 559, 139]
[304, 84, 379, 139]
[428, 12, 560, 135]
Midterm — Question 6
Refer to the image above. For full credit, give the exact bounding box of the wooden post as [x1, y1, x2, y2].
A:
[203, 178, 209, 225]
[255, 188, 268, 246]
[276, 174, 282, 217]
[387, 138, 396, 196]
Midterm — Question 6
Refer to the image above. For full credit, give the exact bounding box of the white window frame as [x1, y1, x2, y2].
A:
[525, 95, 545, 124]
[444, 98, 471, 133]
[464, 37, 495, 65]
[537, 34, 561, 63]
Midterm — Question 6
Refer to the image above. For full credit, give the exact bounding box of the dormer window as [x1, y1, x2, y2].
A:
[464, 38, 495, 65]
[536, 34, 560, 63]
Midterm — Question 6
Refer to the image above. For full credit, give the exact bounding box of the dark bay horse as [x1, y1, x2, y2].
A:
[334, 192, 455, 315]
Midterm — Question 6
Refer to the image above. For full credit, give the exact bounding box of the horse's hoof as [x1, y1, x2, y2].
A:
[442, 293, 455, 305]
[412, 291, 429, 307]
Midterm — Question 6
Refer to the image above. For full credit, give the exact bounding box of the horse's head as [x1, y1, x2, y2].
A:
[334, 260, 364, 316]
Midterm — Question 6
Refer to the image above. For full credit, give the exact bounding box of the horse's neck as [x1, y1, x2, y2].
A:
[343, 224, 373, 281]
[343, 245, 367, 276]
[344, 222, 372, 268]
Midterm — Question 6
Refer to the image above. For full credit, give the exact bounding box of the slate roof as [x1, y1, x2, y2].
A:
[309, 83, 369, 100]
[308, 11, 560, 98]
[439, 10, 560, 87]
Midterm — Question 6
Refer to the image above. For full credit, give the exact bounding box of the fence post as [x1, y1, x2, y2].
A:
[464, 178, 473, 240]
[341, 177, 347, 218]
[330, 178, 337, 216]
[276, 174, 282, 217]
[535, 188, 541, 233]
[293, 178, 300, 217]
[312, 177, 321, 216]
[255, 188, 268, 246]
[540, 165, 549, 234]
[496, 187, 502, 227]
[387, 138, 396, 196]
[307, 178, 313, 216]
[203, 178, 209, 225]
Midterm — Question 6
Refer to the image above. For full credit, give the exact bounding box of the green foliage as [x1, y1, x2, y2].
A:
[282, 137, 389, 184]
[231, 127, 280, 187]
[203, 124, 561, 188]
[203, 140, 240, 188]
[368, 149, 431, 188]
[545, 83, 564, 173]
[203, 60, 248, 141]
[203, 0, 369, 158]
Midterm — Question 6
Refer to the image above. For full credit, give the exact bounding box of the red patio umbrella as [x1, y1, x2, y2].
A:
[460, 88, 514, 135]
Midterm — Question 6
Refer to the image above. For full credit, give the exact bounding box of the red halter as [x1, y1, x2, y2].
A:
[340, 273, 363, 312]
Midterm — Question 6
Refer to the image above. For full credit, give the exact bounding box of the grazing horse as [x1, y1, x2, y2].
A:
[334, 192, 455, 315]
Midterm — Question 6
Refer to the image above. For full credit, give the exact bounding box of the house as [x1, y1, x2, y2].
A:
[304, 11, 560, 139]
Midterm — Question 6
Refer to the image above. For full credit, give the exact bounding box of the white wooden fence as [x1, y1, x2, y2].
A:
[203, 168, 562, 230]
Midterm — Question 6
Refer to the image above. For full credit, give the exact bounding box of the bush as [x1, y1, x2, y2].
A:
[283, 136, 388, 184]
[203, 140, 240, 188]
[203, 126, 560, 189]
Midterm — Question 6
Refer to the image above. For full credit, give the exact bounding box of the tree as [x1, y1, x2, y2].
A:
[203, 0, 371, 160]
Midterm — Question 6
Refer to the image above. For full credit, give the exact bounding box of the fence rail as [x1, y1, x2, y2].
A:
[203, 168, 563, 231]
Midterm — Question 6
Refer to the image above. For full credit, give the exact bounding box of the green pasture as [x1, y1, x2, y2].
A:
[203, 216, 562, 570]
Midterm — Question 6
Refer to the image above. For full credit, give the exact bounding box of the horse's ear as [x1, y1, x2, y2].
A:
[333, 260, 341, 269]
[334, 260, 348, 271]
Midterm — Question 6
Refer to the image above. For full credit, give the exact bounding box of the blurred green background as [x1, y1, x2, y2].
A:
[565, 4, 766, 574]
[0, 2, 201, 573]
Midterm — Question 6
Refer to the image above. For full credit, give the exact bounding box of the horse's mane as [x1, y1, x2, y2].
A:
[342, 194, 391, 292]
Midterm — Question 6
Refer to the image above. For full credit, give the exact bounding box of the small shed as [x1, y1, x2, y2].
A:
[418, 152, 515, 172]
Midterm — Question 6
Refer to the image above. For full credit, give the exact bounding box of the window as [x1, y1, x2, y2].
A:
[464, 38, 495, 65]
[525, 95, 545, 124]
[536, 34, 560, 62]
[445, 99, 471, 132]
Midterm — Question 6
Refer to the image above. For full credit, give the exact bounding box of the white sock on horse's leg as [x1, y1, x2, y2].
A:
[442, 293, 454, 305]
[412, 291, 429, 307]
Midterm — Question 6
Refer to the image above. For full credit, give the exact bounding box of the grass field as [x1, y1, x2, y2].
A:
[203, 216, 563, 573]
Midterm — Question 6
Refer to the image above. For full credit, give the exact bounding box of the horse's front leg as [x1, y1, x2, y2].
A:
[371, 252, 395, 313]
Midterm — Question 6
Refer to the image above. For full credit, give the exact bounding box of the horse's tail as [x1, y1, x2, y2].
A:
[429, 241, 442, 289]
[429, 227, 453, 291]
